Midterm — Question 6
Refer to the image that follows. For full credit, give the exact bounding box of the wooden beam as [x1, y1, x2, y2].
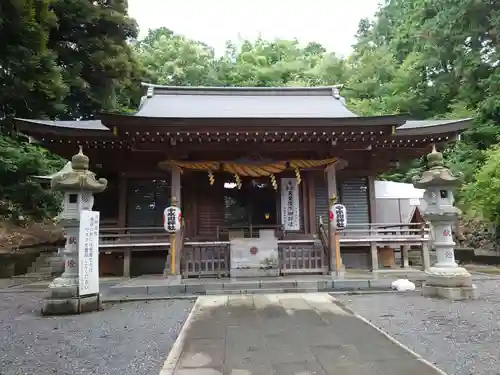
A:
[307, 172, 316, 235]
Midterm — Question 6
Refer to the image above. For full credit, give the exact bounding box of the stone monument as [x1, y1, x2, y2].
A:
[414, 145, 477, 300]
[42, 147, 107, 315]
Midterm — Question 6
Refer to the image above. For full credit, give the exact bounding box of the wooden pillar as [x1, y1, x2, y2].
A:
[171, 166, 181, 207]
[421, 242, 431, 271]
[307, 173, 316, 235]
[123, 249, 131, 277]
[367, 176, 377, 224]
[371, 242, 379, 271]
[368, 175, 381, 272]
[401, 245, 410, 268]
[325, 164, 343, 275]
[172, 167, 182, 274]
[164, 167, 182, 279]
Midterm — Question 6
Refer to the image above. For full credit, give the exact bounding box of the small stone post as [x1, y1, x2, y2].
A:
[42, 147, 107, 315]
[414, 145, 477, 300]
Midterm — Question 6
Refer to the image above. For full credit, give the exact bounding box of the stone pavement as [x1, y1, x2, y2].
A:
[159, 293, 446, 375]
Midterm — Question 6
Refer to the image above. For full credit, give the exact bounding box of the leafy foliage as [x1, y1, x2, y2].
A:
[0, 0, 139, 221]
[0, 136, 64, 221]
[463, 146, 500, 224]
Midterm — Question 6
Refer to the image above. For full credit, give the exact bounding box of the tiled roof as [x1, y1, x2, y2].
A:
[135, 84, 358, 118]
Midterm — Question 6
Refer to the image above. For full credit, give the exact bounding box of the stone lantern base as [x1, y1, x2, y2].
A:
[421, 266, 478, 300]
[42, 283, 101, 315]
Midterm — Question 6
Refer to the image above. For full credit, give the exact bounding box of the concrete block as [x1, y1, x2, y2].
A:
[47, 286, 79, 299]
[260, 280, 296, 290]
[148, 284, 187, 296]
[42, 294, 100, 315]
[42, 298, 80, 315]
[316, 280, 332, 291]
[230, 268, 279, 278]
[205, 289, 242, 295]
[422, 284, 478, 300]
[368, 279, 393, 290]
[185, 283, 208, 295]
[332, 280, 370, 290]
[106, 286, 147, 296]
[79, 295, 101, 313]
[296, 280, 318, 291]
[223, 281, 260, 291]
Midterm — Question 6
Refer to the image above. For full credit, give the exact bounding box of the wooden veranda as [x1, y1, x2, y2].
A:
[98, 221, 430, 278]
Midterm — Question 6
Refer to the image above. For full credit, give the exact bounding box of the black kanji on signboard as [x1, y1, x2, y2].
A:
[335, 205, 346, 229]
[166, 207, 176, 232]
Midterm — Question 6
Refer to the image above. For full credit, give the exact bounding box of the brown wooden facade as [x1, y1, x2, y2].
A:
[16, 85, 472, 277]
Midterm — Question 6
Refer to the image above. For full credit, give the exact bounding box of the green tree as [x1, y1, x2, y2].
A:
[0, 0, 142, 222]
[0, 0, 66, 122]
[135, 28, 219, 86]
[48, 0, 141, 118]
[463, 145, 500, 224]
[215, 39, 347, 87]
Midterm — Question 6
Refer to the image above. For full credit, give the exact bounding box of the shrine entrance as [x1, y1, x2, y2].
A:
[223, 177, 278, 234]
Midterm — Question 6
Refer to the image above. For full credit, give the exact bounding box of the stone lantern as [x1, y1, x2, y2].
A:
[42, 147, 107, 315]
[414, 145, 477, 300]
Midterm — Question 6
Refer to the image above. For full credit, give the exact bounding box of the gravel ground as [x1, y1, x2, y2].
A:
[0, 293, 194, 375]
[336, 279, 500, 375]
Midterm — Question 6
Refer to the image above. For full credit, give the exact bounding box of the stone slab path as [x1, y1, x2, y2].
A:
[159, 293, 446, 375]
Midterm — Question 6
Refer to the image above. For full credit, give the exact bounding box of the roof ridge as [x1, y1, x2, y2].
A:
[140, 82, 345, 97]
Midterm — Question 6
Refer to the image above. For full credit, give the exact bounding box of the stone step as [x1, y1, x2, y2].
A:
[102, 278, 396, 300]
[32, 259, 56, 267]
[27, 266, 53, 274]
[33, 256, 62, 266]
[12, 272, 52, 279]
[12, 273, 53, 281]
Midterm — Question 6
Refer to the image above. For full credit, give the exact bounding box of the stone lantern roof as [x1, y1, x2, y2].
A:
[51, 146, 107, 193]
[413, 145, 461, 189]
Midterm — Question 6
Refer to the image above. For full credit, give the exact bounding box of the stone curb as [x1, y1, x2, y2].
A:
[100, 286, 423, 303]
[103, 278, 405, 299]
[103, 295, 198, 303]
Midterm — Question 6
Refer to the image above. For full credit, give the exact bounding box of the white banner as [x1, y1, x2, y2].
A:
[281, 178, 301, 231]
[78, 210, 100, 296]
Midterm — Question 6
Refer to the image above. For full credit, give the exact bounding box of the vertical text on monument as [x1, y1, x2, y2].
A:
[280, 178, 300, 231]
[78, 210, 100, 296]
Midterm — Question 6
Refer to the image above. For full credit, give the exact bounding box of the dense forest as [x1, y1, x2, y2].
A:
[1, 0, 500, 228]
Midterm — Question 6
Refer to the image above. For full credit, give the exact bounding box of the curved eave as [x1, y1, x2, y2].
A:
[98, 113, 409, 132]
[394, 118, 472, 137]
[14, 118, 112, 137]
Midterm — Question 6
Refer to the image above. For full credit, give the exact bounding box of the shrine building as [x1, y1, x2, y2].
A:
[15, 84, 472, 278]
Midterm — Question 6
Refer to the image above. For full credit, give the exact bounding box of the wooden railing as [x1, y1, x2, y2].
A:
[338, 222, 429, 245]
[278, 239, 326, 274]
[181, 241, 230, 278]
[216, 224, 283, 240]
[99, 226, 170, 248]
[98, 222, 429, 250]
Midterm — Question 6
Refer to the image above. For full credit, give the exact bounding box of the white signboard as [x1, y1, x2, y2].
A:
[78, 210, 100, 296]
[280, 178, 300, 231]
[163, 206, 182, 233]
[332, 204, 347, 230]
